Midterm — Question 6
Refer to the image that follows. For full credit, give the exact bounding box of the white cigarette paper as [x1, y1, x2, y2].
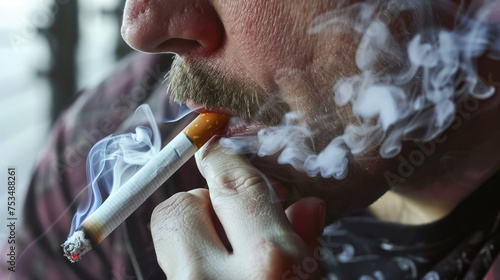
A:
[62, 113, 229, 262]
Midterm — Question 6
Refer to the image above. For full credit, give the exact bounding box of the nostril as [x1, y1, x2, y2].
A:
[157, 38, 203, 55]
[122, 0, 223, 56]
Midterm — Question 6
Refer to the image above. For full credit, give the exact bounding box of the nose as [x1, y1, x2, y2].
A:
[121, 0, 224, 56]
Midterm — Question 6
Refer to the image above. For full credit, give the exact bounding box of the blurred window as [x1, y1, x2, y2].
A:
[0, 0, 131, 224]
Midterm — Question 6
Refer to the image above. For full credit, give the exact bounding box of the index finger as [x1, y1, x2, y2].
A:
[196, 140, 303, 255]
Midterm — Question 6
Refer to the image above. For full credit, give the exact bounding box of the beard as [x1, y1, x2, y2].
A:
[166, 56, 291, 127]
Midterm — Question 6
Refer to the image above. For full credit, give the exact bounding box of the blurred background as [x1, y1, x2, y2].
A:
[0, 0, 133, 240]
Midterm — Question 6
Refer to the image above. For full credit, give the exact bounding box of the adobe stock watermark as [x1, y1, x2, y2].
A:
[9, 0, 72, 54]
[281, 235, 337, 280]
[280, 232, 410, 280]
[51, 61, 169, 182]
[487, 74, 500, 87]
[110, 63, 169, 120]
[112, 267, 137, 280]
[383, 97, 481, 187]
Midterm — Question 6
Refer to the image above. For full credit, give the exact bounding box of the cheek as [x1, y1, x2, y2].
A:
[220, 1, 316, 71]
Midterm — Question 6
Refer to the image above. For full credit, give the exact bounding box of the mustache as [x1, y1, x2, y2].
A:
[166, 56, 290, 126]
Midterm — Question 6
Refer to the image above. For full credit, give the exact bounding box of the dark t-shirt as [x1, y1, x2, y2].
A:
[320, 172, 500, 280]
[1, 54, 499, 280]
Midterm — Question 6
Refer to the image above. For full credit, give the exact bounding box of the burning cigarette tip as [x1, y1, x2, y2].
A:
[61, 230, 92, 263]
[184, 113, 230, 149]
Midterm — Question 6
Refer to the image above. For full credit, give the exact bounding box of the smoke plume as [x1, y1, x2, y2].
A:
[221, 0, 500, 179]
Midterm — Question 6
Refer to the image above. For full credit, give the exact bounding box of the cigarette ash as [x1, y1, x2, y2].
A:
[61, 230, 92, 263]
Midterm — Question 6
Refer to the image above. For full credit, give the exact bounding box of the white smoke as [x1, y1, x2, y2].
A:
[70, 1, 500, 234]
[68, 105, 160, 235]
[68, 102, 194, 235]
[220, 0, 500, 179]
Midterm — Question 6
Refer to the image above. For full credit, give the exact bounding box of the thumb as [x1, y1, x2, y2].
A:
[285, 197, 325, 254]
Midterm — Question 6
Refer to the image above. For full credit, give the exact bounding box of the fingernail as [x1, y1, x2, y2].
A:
[317, 201, 325, 234]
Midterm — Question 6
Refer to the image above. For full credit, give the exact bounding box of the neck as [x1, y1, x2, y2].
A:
[370, 58, 500, 224]
[370, 129, 500, 224]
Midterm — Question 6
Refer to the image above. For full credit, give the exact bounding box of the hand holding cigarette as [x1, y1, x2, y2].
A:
[150, 142, 325, 279]
[62, 112, 230, 262]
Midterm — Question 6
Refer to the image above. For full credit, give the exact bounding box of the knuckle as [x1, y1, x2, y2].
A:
[151, 192, 200, 227]
[211, 167, 265, 197]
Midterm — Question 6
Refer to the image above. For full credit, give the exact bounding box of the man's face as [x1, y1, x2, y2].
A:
[123, 0, 362, 127]
[121, 0, 427, 217]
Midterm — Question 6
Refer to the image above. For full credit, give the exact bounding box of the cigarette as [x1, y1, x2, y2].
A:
[62, 112, 230, 263]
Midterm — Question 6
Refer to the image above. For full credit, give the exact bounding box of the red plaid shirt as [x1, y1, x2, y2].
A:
[2, 53, 500, 280]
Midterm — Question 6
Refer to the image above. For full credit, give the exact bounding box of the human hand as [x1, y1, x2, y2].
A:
[151, 141, 326, 280]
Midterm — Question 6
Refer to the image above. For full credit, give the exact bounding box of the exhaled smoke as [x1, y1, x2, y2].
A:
[221, 0, 500, 180]
[69, 1, 500, 234]
[68, 104, 190, 235]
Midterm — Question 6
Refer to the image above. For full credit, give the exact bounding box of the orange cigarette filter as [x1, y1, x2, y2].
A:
[184, 112, 231, 149]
